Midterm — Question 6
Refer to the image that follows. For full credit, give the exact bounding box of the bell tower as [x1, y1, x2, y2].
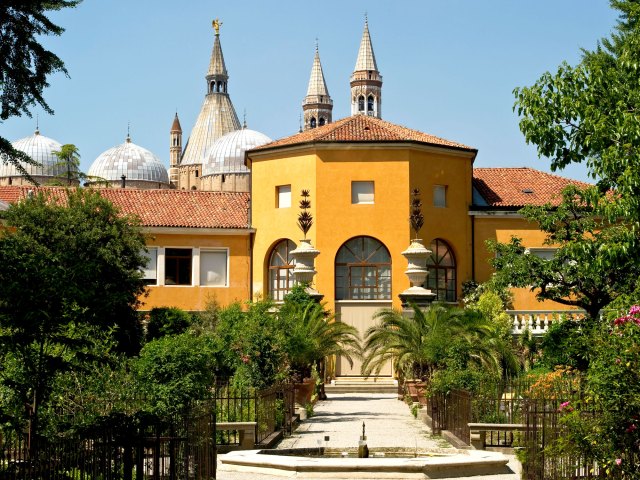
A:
[350, 17, 382, 118]
[302, 44, 333, 130]
[169, 112, 182, 187]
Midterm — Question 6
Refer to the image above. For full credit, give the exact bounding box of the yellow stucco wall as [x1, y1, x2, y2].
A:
[140, 232, 251, 311]
[409, 147, 474, 302]
[249, 144, 475, 310]
[473, 215, 576, 311]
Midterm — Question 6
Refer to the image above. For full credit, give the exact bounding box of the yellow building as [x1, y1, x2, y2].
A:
[0, 19, 591, 379]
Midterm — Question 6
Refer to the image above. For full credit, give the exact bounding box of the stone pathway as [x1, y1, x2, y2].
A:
[217, 393, 521, 479]
[277, 393, 445, 451]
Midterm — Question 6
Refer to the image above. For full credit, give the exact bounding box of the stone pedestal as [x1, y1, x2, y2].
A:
[398, 239, 436, 308]
[290, 238, 323, 301]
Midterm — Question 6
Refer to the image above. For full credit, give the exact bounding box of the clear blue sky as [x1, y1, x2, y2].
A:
[3, 1, 619, 182]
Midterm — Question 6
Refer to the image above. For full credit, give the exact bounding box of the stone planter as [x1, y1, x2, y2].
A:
[399, 239, 436, 307]
[290, 239, 323, 301]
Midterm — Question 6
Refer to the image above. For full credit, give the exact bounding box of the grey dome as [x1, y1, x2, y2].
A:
[202, 128, 272, 176]
[0, 130, 65, 178]
[88, 137, 169, 184]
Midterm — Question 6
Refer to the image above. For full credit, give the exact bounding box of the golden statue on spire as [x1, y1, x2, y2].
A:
[213, 18, 222, 35]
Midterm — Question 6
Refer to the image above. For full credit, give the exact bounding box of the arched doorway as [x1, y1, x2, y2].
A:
[335, 236, 392, 376]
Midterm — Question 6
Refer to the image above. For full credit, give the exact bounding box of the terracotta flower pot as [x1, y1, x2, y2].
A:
[294, 379, 315, 405]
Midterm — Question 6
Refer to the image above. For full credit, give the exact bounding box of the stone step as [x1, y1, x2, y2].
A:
[326, 377, 398, 394]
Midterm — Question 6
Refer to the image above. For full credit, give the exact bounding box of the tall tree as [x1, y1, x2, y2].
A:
[489, 185, 640, 320]
[514, 0, 640, 219]
[0, 1, 81, 180]
[0, 188, 147, 437]
[50, 143, 80, 185]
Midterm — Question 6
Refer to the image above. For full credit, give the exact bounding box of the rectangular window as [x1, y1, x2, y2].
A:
[142, 248, 157, 285]
[352, 181, 374, 204]
[165, 248, 192, 285]
[200, 250, 228, 287]
[277, 185, 291, 208]
[434, 185, 447, 207]
[528, 248, 557, 261]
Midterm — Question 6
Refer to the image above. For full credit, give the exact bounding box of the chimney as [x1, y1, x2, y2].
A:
[121, 175, 126, 188]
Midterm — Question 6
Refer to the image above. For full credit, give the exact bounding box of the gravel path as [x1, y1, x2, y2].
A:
[217, 393, 521, 479]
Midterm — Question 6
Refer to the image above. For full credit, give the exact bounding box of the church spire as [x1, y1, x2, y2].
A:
[351, 17, 382, 118]
[207, 18, 229, 94]
[179, 19, 241, 173]
[303, 43, 333, 130]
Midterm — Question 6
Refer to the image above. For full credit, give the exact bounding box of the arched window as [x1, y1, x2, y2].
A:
[425, 239, 456, 302]
[335, 236, 391, 300]
[210, 81, 215, 93]
[319, 117, 326, 126]
[358, 96, 365, 112]
[367, 95, 375, 112]
[268, 239, 296, 301]
[310, 117, 317, 128]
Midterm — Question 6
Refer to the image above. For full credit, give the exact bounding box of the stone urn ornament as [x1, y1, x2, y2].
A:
[399, 189, 436, 306]
[290, 190, 323, 300]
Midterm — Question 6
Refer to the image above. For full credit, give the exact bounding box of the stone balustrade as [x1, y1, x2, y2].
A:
[508, 310, 586, 336]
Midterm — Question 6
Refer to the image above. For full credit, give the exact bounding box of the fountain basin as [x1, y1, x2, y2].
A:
[219, 448, 512, 478]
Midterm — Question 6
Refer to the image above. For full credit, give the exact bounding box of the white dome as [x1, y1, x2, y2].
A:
[88, 137, 169, 185]
[0, 130, 65, 179]
[202, 128, 272, 176]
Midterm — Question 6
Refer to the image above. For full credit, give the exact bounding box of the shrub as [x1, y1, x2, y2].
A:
[145, 307, 193, 341]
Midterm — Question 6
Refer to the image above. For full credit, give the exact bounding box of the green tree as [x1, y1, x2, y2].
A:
[134, 333, 224, 416]
[214, 301, 288, 388]
[1, 1, 81, 181]
[514, 0, 640, 219]
[489, 185, 640, 320]
[362, 303, 516, 380]
[50, 143, 80, 185]
[0, 188, 147, 436]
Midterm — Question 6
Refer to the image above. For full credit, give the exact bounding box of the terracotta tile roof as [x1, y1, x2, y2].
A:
[252, 115, 475, 152]
[0, 186, 250, 229]
[473, 167, 592, 208]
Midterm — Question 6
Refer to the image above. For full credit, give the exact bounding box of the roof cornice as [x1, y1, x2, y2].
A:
[143, 226, 254, 236]
[247, 140, 477, 163]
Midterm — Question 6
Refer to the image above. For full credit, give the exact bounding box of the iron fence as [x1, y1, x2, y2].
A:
[213, 381, 294, 446]
[1, 381, 295, 480]
[523, 399, 601, 480]
[446, 390, 471, 445]
[0, 409, 216, 480]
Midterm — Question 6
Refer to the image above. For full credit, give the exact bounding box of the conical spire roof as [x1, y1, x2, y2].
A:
[171, 113, 182, 132]
[354, 18, 379, 72]
[207, 31, 228, 79]
[181, 23, 240, 166]
[306, 46, 330, 97]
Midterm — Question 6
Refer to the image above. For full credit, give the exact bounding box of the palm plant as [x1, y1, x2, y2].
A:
[361, 303, 518, 380]
[281, 300, 361, 384]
